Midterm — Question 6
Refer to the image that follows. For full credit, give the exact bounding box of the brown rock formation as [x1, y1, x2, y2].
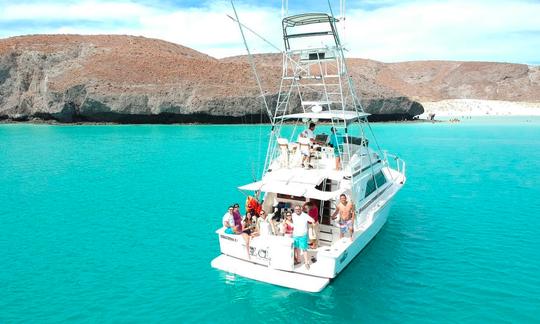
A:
[0, 35, 538, 123]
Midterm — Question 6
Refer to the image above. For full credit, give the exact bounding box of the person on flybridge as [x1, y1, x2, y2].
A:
[297, 122, 316, 169]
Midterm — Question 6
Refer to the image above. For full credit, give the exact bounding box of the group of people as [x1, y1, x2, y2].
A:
[221, 202, 320, 266]
[221, 194, 356, 269]
[297, 122, 343, 170]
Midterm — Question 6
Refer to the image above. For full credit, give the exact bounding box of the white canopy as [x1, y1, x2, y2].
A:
[277, 111, 370, 121]
[238, 180, 345, 201]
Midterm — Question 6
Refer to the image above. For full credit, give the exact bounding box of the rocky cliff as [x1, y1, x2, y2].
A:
[1, 35, 538, 123]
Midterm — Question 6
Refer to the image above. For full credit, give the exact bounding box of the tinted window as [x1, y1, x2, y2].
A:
[364, 171, 387, 198]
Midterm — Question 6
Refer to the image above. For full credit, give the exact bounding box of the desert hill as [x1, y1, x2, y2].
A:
[1, 35, 538, 123]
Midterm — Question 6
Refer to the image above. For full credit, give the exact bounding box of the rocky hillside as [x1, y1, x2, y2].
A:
[1, 35, 538, 123]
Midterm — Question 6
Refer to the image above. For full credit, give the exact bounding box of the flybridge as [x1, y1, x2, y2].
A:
[277, 111, 370, 123]
[282, 13, 341, 50]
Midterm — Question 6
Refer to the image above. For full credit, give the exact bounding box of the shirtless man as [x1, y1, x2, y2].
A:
[331, 194, 355, 241]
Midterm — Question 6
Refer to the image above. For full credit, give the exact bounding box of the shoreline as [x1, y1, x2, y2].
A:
[419, 99, 540, 118]
[2, 99, 540, 126]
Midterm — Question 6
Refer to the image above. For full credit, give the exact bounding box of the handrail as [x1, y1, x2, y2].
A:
[384, 152, 406, 178]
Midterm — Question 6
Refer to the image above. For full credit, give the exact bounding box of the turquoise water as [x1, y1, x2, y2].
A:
[1, 117, 539, 323]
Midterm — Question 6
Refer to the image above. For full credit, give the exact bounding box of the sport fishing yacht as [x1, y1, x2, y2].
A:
[211, 6, 406, 292]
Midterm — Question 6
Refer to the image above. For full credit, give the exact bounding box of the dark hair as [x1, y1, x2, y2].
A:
[309, 122, 316, 128]
[340, 194, 347, 198]
[243, 213, 253, 226]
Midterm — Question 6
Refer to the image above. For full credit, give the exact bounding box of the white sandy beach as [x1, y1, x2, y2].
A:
[419, 99, 540, 118]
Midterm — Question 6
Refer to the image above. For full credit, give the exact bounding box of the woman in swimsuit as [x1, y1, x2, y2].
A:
[282, 212, 294, 237]
[242, 212, 257, 236]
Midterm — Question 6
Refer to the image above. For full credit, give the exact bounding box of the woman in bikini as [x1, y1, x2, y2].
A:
[282, 211, 294, 238]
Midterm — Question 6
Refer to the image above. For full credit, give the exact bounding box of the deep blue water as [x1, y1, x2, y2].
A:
[1, 117, 539, 323]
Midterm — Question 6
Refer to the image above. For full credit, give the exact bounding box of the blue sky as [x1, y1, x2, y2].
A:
[0, 0, 539, 64]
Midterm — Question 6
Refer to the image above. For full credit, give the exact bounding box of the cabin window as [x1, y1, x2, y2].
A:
[309, 52, 325, 60]
[364, 171, 387, 198]
[375, 171, 387, 187]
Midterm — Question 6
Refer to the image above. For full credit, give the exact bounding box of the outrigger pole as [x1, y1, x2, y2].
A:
[230, 1, 273, 126]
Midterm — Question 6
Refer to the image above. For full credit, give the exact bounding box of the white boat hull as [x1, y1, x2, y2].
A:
[211, 175, 403, 292]
[211, 254, 330, 293]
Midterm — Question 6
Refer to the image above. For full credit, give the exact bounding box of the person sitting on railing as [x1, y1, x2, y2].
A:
[329, 127, 343, 170]
[222, 205, 236, 234]
[231, 203, 243, 232]
[242, 212, 257, 236]
[240, 212, 257, 259]
[223, 204, 252, 258]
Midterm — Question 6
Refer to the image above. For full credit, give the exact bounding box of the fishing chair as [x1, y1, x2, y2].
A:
[277, 138, 290, 168]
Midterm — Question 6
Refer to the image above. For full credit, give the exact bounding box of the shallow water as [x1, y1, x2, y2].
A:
[1, 117, 539, 323]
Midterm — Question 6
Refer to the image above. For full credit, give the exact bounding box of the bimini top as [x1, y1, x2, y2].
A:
[238, 170, 346, 201]
[282, 13, 337, 27]
[277, 111, 370, 121]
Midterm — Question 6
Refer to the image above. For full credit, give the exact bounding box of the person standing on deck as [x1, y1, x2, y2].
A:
[304, 201, 319, 249]
[331, 194, 355, 241]
[297, 122, 316, 168]
[329, 127, 343, 170]
[256, 210, 275, 236]
[292, 205, 315, 269]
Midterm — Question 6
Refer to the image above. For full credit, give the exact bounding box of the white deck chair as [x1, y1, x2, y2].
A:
[277, 138, 290, 168]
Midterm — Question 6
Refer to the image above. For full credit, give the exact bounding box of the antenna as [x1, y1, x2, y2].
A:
[281, 0, 288, 19]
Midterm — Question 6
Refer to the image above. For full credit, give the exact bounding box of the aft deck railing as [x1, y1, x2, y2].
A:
[384, 151, 406, 178]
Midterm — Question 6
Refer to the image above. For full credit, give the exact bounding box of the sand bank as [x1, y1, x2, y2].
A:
[419, 100, 540, 118]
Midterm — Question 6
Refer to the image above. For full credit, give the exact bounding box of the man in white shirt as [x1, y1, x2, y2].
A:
[297, 122, 316, 168]
[222, 206, 235, 234]
[292, 205, 315, 269]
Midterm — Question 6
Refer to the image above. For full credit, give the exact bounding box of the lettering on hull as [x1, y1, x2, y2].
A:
[220, 234, 238, 242]
[249, 246, 270, 260]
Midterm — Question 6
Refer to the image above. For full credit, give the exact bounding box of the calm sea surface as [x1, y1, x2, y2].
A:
[1, 117, 539, 323]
